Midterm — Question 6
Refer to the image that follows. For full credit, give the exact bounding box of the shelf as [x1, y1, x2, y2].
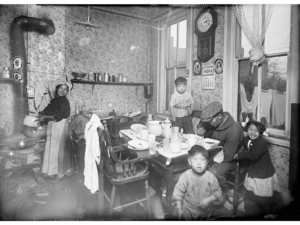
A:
[0, 78, 14, 83]
[71, 79, 153, 86]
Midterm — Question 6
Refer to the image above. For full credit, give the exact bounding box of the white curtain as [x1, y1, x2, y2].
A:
[233, 5, 274, 73]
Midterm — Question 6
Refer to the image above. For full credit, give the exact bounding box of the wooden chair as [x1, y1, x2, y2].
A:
[99, 120, 151, 219]
[226, 149, 248, 217]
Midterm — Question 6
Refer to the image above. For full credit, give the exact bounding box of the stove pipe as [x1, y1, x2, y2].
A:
[10, 16, 55, 134]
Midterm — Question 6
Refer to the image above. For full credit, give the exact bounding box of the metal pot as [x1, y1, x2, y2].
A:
[23, 115, 39, 127]
[22, 125, 47, 138]
[148, 120, 163, 136]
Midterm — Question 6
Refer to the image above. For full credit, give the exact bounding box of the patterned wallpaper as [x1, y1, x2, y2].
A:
[192, 6, 225, 111]
[65, 6, 151, 115]
[0, 5, 151, 131]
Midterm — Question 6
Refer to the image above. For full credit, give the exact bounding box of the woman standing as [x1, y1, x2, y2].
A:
[36, 81, 74, 183]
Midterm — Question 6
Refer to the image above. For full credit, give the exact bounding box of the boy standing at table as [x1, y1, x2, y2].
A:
[170, 77, 195, 134]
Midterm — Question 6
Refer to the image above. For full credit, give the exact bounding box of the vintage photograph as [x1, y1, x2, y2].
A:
[0, 2, 299, 222]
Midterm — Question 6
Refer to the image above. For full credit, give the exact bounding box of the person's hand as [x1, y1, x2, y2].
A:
[35, 115, 46, 126]
[199, 197, 211, 209]
[233, 153, 238, 160]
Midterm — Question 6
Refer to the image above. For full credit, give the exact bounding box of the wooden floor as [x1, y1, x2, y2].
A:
[0, 168, 297, 221]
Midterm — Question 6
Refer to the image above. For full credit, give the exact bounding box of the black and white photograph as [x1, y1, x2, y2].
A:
[0, 1, 299, 222]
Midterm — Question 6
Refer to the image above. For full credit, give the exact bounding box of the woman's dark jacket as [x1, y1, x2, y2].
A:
[237, 136, 275, 179]
[40, 96, 70, 122]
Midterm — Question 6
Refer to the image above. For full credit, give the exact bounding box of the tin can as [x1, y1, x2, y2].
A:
[88, 72, 93, 81]
[111, 75, 115, 82]
[104, 72, 109, 82]
[118, 73, 123, 82]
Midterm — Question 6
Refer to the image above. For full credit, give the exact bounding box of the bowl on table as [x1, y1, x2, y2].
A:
[72, 72, 86, 80]
[201, 138, 220, 150]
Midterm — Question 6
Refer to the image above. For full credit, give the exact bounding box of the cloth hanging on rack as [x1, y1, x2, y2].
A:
[271, 90, 286, 127]
[260, 89, 272, 126]
[239, 83, 258, 121]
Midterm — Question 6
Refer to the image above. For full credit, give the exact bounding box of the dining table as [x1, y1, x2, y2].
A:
[118, 128, 223, 215]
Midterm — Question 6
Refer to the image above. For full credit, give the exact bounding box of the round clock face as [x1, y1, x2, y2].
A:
[197, 12, 213, 33]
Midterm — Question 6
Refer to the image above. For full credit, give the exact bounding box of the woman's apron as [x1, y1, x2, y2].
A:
[42, 118, 74, 177]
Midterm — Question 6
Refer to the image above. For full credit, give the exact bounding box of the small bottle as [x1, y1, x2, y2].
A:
[123, 76, 127, 83]
[75, 102, 80, 115]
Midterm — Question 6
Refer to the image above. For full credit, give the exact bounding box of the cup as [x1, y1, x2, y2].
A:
[163, 138, 170, 151]
[141, 129, 149, 140]
[149, 141, 156, 155]
[148, 134, 156, 155]
[241, 122, 246, 127]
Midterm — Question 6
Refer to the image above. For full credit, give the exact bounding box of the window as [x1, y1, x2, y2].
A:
[157, 8, 191, 114]
[236, 5, 291, 137]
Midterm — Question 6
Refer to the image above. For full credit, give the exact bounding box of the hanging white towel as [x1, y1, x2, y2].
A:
[260, 89, 272, 126]
[84, 114, 104, 194]
[271, 90, 286, 127]
[239, 83, 258, 121]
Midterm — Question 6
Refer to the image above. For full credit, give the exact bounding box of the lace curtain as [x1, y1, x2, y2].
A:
[233, 5, 274, 73]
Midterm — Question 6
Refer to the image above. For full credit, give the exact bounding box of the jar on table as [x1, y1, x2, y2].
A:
[170, 127, 182, 153]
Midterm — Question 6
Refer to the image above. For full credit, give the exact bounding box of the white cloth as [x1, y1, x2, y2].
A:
[260, 89, 272, 126]
[239, 83, 258, 121]
[271, 90, 286, 127]
[84, 114, 104, 194]
[244, 173, 281, 197]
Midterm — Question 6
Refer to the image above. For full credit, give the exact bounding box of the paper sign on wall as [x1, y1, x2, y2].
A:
[202, 66, 214, 76]
[201, 76, 215, 89]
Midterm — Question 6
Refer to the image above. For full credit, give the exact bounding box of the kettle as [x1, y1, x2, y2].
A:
[162, 118, 172, 138]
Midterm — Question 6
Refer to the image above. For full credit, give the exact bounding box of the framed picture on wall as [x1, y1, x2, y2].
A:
[214, 58, 223, 74]
[193, 60, 202, 76]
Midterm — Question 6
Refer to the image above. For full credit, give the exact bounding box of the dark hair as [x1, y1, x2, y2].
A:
[246, 120, 266, 135]
[188, 145, 208, 159]
[174, 77, 187, 86]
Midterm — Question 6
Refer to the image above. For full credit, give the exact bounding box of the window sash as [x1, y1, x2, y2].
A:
[236, 8, 291, 137]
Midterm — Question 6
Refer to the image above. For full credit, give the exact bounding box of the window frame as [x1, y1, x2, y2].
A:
[223, 5, 299, 147]
[156, 8, 193, 115]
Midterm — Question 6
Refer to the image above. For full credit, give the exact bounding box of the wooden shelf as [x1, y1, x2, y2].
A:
[0, 78, 14, 83]
[71, 79, 153, 86]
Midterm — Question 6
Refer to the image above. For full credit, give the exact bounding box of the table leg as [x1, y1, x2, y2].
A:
[165, 169, 174, 215]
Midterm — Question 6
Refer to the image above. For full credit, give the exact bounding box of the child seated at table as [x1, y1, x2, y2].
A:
[173, 145, 222, 220]
[196, 121, 213, 138]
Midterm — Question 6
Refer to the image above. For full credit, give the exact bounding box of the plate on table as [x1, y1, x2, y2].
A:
[131, 124, 147, 132]
[136, 134, 148, 141]
[128, 139, 149, 150]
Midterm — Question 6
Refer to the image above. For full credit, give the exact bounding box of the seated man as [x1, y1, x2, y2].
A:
[200, 101, 244, 203]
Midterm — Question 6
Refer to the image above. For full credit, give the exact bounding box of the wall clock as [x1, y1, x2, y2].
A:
[195, 6, 218, 63]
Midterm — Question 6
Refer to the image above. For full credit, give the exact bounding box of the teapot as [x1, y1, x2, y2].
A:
[162, 118, 172, 138]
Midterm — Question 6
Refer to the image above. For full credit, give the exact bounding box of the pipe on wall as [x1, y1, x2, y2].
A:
[10, 15, 55, 134]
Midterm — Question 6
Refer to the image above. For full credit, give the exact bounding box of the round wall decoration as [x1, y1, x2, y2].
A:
[214, 58, 223, 74]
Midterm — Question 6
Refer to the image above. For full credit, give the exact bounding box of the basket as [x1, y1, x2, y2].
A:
[14, 149, 41, 166]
